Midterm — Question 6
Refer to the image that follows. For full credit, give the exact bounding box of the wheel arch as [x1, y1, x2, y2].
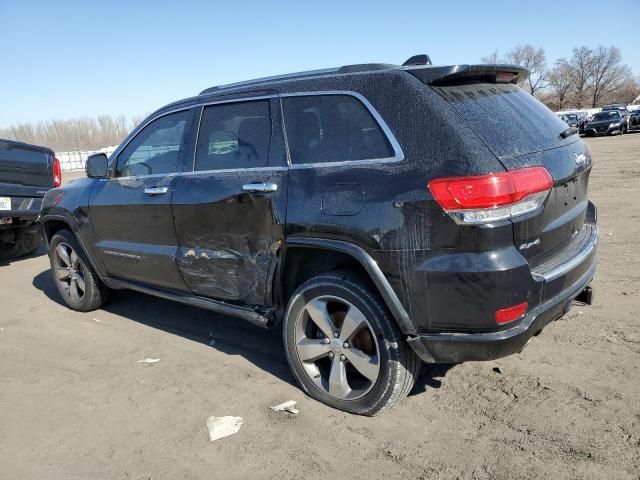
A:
[41, 216, 74, 247]
[41, 214, 106, 282]
[276, 237, 416, 335]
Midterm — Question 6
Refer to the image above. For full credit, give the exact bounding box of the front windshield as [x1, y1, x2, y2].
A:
[592, 111, 620, 121]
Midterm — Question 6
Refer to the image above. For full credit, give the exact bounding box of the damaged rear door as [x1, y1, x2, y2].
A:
[172, 97, 287, 306]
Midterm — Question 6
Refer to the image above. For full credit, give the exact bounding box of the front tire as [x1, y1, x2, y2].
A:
[49, 229, 109, 311]
[283, 271, 421, 416]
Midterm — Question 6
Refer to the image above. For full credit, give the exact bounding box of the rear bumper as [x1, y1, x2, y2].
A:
[407, 253, 596, 364]
[0, 197, 43, 226]
[1, 210, 40, 219]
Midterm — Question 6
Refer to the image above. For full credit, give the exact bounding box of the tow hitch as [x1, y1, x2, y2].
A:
[575, 286, 594, 305]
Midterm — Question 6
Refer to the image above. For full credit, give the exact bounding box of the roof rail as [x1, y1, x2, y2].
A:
[200, 68, 339, 95]
[199, 61, 404, 95]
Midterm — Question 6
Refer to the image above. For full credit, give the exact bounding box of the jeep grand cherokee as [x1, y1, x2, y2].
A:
[40, 56, 598, 416]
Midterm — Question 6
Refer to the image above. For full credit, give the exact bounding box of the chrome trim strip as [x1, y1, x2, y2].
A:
[288, 157, 402, 170]
[110, 172, 182, 181]
[278, 96, 293, 166]
[192, 105, 204, 171]
[114, 166, 288, 181]
[532, 225, 599, 282]
[178, 166, 288, 176]
[109, 90, 403, 179]
[279, 90, 404, 168]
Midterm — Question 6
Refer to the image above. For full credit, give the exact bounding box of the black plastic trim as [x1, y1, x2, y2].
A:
[106, 278, 271, 328]
[407, 260, 596, 363]
[40, 214, 103, 277]
[285, 237, 416, 335]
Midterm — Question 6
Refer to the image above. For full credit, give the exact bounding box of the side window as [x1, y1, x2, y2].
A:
[195, 100, 271, 171]
[282, 94, 395, 165]
[116, 110, 191, 177]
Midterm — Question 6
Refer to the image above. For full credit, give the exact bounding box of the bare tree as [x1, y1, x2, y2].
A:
[504, 44, 547, 96]
[481, 50, 500, 64]
[482, 44, 636, 110]
[0, 115, 135, 152]
[547, 59, 574, 110]
[589, 46, 632, 107]
[567, 46, 594, 108]
[601, 76, 640, 105]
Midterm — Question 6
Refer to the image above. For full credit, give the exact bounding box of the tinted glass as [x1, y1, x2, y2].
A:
[592, 111, 620, 121]
[282, 95, 394, 164]
[195, 100, 271, 171]
[117, 110, 190, 176]
[434, 83, 573, 159]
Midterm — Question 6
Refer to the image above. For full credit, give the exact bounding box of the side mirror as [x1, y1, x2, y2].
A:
[86, 153, 110, 179]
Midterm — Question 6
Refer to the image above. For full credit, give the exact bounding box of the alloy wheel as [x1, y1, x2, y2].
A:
[53, 243, 86, 303]
[294, 295, 381, 400]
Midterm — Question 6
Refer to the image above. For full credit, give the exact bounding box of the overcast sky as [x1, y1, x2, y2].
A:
[1, 0, 639, 127]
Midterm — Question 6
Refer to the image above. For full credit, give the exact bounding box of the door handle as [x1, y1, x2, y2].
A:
[242, 182, 278, 193]
[144, 186, 169, 195]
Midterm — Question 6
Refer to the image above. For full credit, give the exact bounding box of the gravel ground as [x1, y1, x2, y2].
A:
[1, 134, 639, 480]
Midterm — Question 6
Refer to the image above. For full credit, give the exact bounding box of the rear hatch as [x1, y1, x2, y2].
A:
[0, 139, 55, 191]
[428, 75, 592, 269]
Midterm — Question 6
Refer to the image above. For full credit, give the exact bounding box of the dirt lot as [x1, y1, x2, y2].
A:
[1, 134, 639, 480]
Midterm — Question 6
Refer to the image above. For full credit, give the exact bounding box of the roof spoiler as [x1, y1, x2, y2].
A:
[407, 64, 529, 86]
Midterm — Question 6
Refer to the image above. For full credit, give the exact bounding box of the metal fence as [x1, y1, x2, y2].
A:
[56, 144, 181, 171]
[57, 147, 117, 171]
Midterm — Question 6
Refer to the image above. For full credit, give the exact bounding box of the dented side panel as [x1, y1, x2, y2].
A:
[172, 171, 286, 305]
[171, 97, 288, 307]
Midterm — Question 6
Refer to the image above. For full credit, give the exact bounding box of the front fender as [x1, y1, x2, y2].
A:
[41, 177, 106, 278]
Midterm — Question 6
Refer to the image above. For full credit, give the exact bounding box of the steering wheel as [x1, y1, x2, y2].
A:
[209, 131, 239, 155]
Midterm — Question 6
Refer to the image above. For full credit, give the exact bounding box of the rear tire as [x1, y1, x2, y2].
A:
[49, 229, 109, 312]
[0, 226, 41, 261]
[283, 270, 421, 416]
[20, 228, 42, 256]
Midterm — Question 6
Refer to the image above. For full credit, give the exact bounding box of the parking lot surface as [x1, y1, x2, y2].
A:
[1, 134, 639, 480]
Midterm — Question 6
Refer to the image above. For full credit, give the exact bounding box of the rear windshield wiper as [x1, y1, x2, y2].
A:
[560, 126, 579, 139]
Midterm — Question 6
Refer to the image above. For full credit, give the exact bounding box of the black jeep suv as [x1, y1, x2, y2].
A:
[41, 58, 598, 415]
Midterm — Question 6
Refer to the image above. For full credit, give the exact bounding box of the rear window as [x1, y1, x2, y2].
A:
[434, 83, 572, 159]
[0, 143, 50, 169]
[282, 94, 395, 165]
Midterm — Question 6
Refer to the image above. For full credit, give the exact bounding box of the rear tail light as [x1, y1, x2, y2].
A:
[428, 167, 553, 224]
[495, 302, 528, 324]
[53, 156, 62, 187]
[496, 71, 517, 83]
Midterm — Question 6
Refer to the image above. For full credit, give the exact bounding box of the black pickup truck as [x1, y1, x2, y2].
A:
[0, 139, 61, 260]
